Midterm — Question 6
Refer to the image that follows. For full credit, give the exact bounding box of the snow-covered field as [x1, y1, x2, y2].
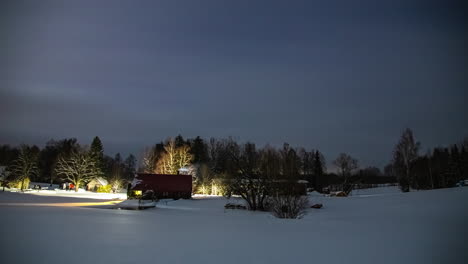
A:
[1, 187, 467, 264]
[6, 188, 127, 200]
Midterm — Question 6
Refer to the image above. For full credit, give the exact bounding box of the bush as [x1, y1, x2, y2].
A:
[96, 185, 112, 193]
[269, 195, 309, 219]
[398, 176, 410, 192]
[9, 177, 30, 190]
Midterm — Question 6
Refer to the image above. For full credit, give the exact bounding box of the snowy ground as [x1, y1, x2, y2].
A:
[6, 188, 127, 200]
[1, 187, 467, 264]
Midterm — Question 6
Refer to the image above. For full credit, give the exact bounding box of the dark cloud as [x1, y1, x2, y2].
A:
[1, 0, 467, 168]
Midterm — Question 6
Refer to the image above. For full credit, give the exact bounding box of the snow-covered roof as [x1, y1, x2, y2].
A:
[130, 177, 142, 188]
[96, 177, 108, 186]
[88, 177, 108, 186]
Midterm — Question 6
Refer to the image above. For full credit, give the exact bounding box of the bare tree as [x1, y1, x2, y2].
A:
[224, 141, 274, 211]
[270, 194, 309, 219]
[333, 153, 358, 192]
[176, 145, 192, 170]
[225, 142, 306, 213]
[55, 149, 99, 192]
[393, 128, 420, 192]
[156, 138, 193, 174]
[140, 147, 156, 173]
[269, 144, 308, 218]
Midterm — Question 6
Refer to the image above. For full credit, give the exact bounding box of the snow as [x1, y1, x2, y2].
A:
[130, 177, 142, 188]
[17, 188, 127, 200]
[116, 199, 156, 209]
[1, 187, 467, 264]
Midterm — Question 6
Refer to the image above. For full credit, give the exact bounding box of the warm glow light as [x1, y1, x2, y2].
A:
[0, 200, 122, 207]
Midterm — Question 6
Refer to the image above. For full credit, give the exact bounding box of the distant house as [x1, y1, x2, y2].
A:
[87, 177, 109, 191]
[130, 173, 192, 199]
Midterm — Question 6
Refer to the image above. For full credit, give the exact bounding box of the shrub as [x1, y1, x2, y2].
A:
[97, 184, 112, 193]
[10, 177, 30, 190]
[269, 195, 309, 219]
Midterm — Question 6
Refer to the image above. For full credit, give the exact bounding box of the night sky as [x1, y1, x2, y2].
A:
[1, 0, 467, 169]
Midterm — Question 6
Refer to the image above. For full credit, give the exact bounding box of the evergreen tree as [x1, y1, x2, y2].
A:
[90, 137, 104, 159]
[38, 141, 59, 183]
[114, 153, 122, 164]
[449, 144, 463, 183]
[190, 136, 209, 163]
[7, 145, 39, 190]
[174, 134, 187, 148]
[0, 145, 19, 166]
[313, 150, 325, 191]
[90, 136, 105, 178]
[444, 145, 460, 187]
[461, 145, 468, 179]
[124, 154, 137, 181]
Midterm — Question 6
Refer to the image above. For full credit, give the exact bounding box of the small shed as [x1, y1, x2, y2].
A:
[130, 173, 192, 199]
[87, 177, 109, 191]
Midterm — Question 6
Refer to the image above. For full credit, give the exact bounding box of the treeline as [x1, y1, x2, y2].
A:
[390, 128, 468, 192]
[141, 135, 395, 196]
[0, 137, 136, 191]
[141, 136, 328, 193]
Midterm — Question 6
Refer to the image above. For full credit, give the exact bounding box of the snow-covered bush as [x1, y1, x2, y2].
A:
[269, 195, 309, 219]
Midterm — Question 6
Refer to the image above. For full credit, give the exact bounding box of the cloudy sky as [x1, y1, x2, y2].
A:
[1, 0, 467, 168]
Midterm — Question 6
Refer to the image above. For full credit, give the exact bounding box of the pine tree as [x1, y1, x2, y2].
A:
[190, 136, 209, 163]
[90, 137, 104, 158]
[445, 145, 461, 187]
[461, 145, 468, 180]
[174, 135, 187, 148]
[90, 136, 105, 178]
[7, 145, 38, 190]
[124, 154, 137, 181]
[313, 151, 325, 191]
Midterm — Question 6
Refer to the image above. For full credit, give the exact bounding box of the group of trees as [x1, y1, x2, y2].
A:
[140, 135, 193, 174]
[391, 128, 467, 192]
[141, 135, 329, 195]
[141, 136, 330, 217]
[0, 137, 136, 192]
[222, 141, 309, 212]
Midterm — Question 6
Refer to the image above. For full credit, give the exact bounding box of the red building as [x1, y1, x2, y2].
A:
[130, 173, 192, 199]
